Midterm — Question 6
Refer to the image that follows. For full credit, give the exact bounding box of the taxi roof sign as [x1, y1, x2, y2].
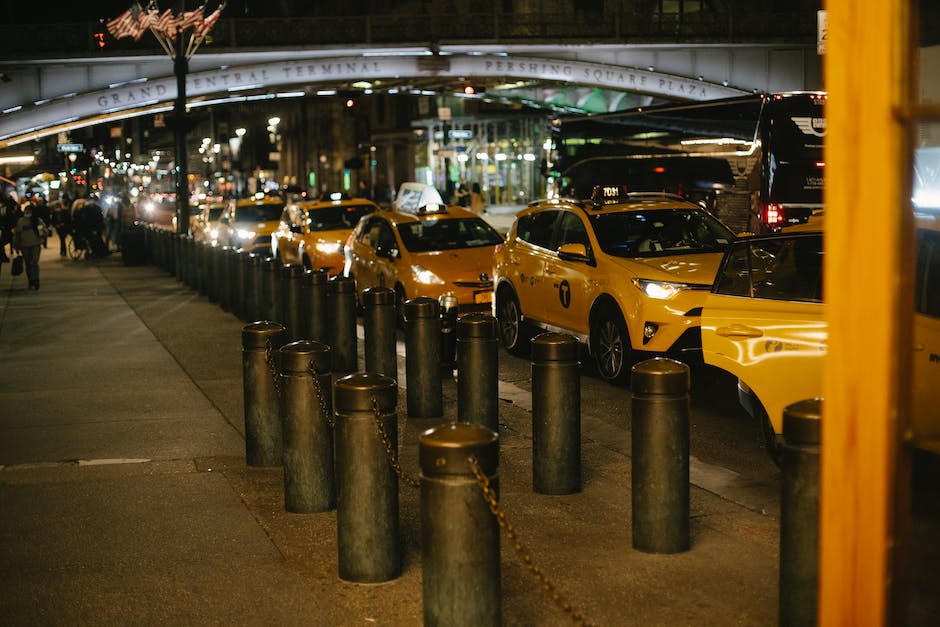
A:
[590, 185, 630, 209]
[394, 182, 446, 214]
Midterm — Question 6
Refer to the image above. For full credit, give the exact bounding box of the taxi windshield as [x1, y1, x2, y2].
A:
[206, 207, 225, 220]
[590, 208, 734, 258]
[234, 203, 284, 222]
[397, 217, 503, 252]
[306, 204, 373, 231]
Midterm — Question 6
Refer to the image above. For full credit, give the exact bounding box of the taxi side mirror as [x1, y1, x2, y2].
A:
[557, 242, 590, 263]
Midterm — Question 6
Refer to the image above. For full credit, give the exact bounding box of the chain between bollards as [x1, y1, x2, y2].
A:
[370, 395, 420, 489]
[308, 362, 333, 428]
[467, 456, 594, 627]
[264, 338, 281, 398]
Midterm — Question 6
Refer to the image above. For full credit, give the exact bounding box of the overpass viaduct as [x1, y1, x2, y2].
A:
[0, 10, 821, 148]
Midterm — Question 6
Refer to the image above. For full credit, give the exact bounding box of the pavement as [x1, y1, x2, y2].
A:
[0, 228, 784, 626]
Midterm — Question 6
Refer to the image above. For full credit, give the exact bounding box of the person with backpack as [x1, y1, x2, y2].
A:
[12, 202, 48, 290]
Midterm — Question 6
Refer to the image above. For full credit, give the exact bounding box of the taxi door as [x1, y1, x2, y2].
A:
[701, 235, 827, 435]
[506, 209, 561, 326]
[541, 210, 594, 336]
[912, 226, 940, 443]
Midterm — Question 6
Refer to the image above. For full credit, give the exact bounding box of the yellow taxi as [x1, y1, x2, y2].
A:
[216, 195, 285, 253]
[343, 185, 503, 319]
[271, 196, 378, 276]
[191, 200, 227, 243]
[700, 212, 940, 462]
[493, 185, 736, 383]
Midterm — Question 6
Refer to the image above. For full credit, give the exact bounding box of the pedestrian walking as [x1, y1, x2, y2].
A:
[30, 193, 51, 249]
[13, 203, 48, 290]
[470, 182, 485, 214]
[51, 194, 73, 256]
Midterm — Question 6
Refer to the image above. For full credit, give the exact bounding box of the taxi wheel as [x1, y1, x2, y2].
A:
[394, 284, 407, 328]
[758, 407, 784, 467]
[496, 288, 528, 355]
[591, 306, 632, 385]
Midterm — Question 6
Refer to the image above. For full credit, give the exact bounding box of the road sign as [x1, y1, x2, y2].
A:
[56, 143, 83, 153]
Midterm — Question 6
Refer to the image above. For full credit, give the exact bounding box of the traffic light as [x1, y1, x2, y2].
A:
[93, 30, 106, 49]
[462, 84, 485, 95]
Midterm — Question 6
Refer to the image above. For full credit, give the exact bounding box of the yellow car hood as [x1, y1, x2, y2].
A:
[409, 246, 496, 281]
[609, 252, 724, 285]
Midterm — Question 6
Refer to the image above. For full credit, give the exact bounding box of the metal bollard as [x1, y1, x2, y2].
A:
[420, 423, 500, 627]
[173, 233, 183, 281]
[206, 242, 219, 303]
[221, 246, 236, 312]
[237, 249, 251, 319]
[456, 313, 499, 431]
[303, 269, 330, 344]
[779, 398, 821, 627]
[362, 286, 398, 380]
[438, 293, 459, 376]
[328, 277, 358, 374]
[198, 240, 209, 296]
[228, 247, 241, 314]
[333, 373, 400, 582]
[279, 340, 335, 513]
[531, 332, 581, 495]
[630, 357, 690, 553]
[241, 321, 288, 466]
[263, 256, 279, 322]
[404, 297, 443, 418]
[282, 264, 305, 341]
[248, 253, 263, 321]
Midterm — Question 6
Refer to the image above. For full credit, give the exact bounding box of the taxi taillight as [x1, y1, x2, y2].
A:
[762, 203, 784, 227]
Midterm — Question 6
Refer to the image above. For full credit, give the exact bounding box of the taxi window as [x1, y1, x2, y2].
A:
[516, 210, 560, 249]
[206, 206, 224, 221]
[715, 235, 823, 302]
[307, 204, 373, 231]
[235, 203, 284, 222]
[590, 208, 733, 258]
[557, 211, 589, 248]
[916, 228, 940, 318]
[397, 218, 502, 252]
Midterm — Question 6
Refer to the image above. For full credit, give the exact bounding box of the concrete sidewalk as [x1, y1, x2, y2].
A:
[0, 239, 780, 626]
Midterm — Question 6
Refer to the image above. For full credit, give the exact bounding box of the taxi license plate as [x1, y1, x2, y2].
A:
[474, 290, 492, 304]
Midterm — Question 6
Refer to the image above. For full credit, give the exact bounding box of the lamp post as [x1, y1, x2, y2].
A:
[104, 2, 224, 235]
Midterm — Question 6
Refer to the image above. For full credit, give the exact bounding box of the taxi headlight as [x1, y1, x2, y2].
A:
[631, 278, 690, 300]
[209, 228, 219, 240]
[412, 265, 445, 285]
[236, 228, 256, 240]
[316, 241, 343, 255]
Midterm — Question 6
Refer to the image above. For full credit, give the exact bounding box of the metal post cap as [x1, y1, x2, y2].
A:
[630, 357, 689, 395]
[241, 321, 287, 349]
[282, 263, 304, 278]
[334, 372, 397, 412]
[263, 256, 278, 271]
[419, 423, 499, 476]
[249, 253, 263, 266]
[329, 276, 357, 294]
[404, 296, 439, 319]
[362, 286, 396, 306]
[531, 332, 579, 362]
[783, 398, 822, 445]
[457, 313, 497, 339]
[278, 340, 331, 374]
[304, 268, 328, 285]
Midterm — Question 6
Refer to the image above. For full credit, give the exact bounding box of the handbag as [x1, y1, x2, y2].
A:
[11, 254, 23, 276]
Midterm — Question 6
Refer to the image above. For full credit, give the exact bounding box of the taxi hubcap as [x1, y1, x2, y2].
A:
[498, 298, 519, 346]
[597, 320, 624, 378]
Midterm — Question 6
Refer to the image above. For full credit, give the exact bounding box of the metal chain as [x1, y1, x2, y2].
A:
[371, 395, 420, 489]
[307, 361, 333, 428]
[467, 456, 594, 627]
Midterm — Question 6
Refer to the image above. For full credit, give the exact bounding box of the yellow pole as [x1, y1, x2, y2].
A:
[821, 1, 914, 625]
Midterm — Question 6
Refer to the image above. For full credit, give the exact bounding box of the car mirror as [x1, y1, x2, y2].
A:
[557, 242, 589, 262]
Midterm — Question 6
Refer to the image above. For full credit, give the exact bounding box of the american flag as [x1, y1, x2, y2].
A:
[133, 9, 157, 41]
[193, 8, 221, 41]
[177, 8, 204, 32]
[106, 9, 137, 40]
[151, 9, 175, 36]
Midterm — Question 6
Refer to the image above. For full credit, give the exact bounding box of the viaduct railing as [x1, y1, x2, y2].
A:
[0, 12, 816, 57]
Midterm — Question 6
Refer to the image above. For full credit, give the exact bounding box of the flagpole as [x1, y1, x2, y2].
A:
[173, 11, 190, 236]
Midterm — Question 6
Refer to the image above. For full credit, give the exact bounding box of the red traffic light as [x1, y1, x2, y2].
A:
[463, 85, 476, 95]
[345, 98, 356, 108]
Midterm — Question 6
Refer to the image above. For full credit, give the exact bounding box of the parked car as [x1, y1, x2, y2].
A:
[271, 196, 378, 275]
[343, 184, 503, 321]
[493, 185, 736, 383]
[701, 213, 940, 462]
